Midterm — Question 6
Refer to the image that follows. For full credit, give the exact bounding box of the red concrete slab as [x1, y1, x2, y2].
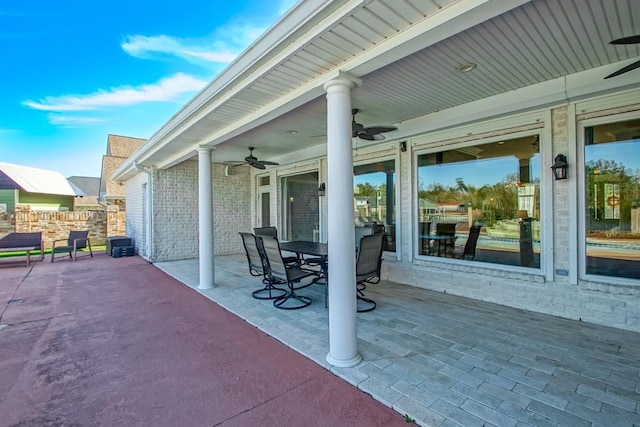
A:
[0, 253, 406, 426]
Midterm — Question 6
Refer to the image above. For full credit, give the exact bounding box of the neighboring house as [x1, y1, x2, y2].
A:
[113, 0, 640, 370]
[67, 176, 101, 210]
[0, 162, 83, 212]
[99, 134, 145, 208]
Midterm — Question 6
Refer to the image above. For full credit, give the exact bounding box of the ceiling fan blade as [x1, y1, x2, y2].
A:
[604, 59, 640, 79]
[363, 125, 398, 135]
[357, 133, 377, 141]
[610, 35, 640, 45]
[249, 161, 266, 170]
[259, 160, 279, 166]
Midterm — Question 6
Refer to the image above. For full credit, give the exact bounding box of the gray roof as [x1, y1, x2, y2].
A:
[0, 162, 84, 196]
[67, 176, 100, 196]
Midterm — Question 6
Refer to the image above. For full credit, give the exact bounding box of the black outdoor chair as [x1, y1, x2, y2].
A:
[261, 236, 315, 310]
[254, 226, 298, 265]
[452, 224, 482, 260]
[435, 222, 457, 256]
[355, 233, 385, 313]
[419, 221, 432, 255]
[51, 230, 93, 262]
[239, 232, 287, 300]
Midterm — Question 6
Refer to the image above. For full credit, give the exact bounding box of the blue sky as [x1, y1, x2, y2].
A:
[0, 0, 295, 177]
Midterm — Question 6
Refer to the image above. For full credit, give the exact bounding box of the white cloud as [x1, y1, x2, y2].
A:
[122, 34, 239, 64]
[23, 73, 207, 112]
[47, 115, 105, 126]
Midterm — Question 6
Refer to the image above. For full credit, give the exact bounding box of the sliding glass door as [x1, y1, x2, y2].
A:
[281, 172, 319, 241]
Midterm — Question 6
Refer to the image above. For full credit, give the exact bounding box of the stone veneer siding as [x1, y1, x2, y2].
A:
[4, 205, 125, 247]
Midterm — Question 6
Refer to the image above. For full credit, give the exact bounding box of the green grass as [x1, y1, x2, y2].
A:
[0, 245, 106, 259]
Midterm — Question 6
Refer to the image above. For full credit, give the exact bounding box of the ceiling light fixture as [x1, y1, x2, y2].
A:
[286, 130, 298, 135]
[456, 63, 477, 73]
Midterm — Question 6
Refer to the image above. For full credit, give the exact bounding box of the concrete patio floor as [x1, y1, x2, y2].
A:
[157, 254, 640, 427]
[0, 253, 406, 427]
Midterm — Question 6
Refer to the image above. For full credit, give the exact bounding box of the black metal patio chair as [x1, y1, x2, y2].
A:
[452, 224, 482, 260]
[355, 233, 385, 313]
[261, 236, 315, 310]
[239, 232, 287, 300]
[254, 226, 298, 265]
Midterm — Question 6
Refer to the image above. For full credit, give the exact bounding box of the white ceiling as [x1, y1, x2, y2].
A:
[126, 0, 640, 174]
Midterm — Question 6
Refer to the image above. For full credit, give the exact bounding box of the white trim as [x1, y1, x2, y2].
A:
[353, 150, 400, 259]
[540, 109, 555, 283]
[575, 88, 640, 116]
[567, 104, 578, 285]
[411, 110, 546, 148]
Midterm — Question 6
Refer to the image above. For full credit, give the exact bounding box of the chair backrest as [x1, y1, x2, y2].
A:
[254, 226, 278, 238]
[0, 232, 42, 249]
[356, 233, 385, 283]
[371, 223, 385, 234]
[462, 225, 482, 260]
[68, 230, 89, 249]
[436, 222, 456, 236]
[354, 226, 373, 252]
[239, 232, 265, 276]
[260, 236, 288, 283]
[419, 221, 431, 235]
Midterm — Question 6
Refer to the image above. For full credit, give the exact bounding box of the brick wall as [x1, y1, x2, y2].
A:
[149, 160, 251, 262]
[2, 206, 126, 248]
[152, 161, 199, 262]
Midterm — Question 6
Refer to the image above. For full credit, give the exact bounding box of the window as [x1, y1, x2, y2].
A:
[354, 159, 396, 252]
[416, 135, 541, 267]
[281, 172, 319, 241]
[583, 118, 640, 280]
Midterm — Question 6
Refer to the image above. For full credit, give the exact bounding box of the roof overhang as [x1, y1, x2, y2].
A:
[113, 0, 640, 181]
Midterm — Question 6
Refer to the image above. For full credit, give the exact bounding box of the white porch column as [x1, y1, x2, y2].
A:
[324, 76, 361, 367]
[198, 146, 215, 290]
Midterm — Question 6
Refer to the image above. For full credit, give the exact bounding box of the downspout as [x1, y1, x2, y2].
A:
[134, 161, 154, 262]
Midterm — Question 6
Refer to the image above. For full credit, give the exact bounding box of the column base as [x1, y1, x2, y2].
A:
[326, 351, 362, 368]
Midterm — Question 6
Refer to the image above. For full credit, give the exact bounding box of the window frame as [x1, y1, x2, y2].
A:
[412, 129, 551, 276]
[577, 110, 640, 286]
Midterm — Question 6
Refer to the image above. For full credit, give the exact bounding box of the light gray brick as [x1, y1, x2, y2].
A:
[496, 400, 559, 427]
[527, 400, 590, 427]
[451, 381, 503, 409]
[576, 383, 637, 411]
[429, 398, 492, 427]
[498, 367, 547, 391]
[514, 383, 568, 410]
[461, 399, 519, 427]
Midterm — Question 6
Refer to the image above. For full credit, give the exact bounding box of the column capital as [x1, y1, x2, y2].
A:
[323, 72, 362, 92]
[197, 146, 213, 154]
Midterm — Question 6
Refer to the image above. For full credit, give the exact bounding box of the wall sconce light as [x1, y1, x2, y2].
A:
[400, 141, 407, 152]
[551, 154, 568, 180]
[317, 183, 326, 197]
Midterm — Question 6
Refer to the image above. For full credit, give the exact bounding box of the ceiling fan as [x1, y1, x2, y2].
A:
[231, 147, 279, 170]
[351, 109, 397, 141]
[604, 35, 640, 79]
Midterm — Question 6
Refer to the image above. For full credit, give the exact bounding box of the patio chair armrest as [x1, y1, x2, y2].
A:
[52, 238, 67, 247]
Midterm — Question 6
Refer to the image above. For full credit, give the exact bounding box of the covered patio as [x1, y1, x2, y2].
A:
[157, 254, 640, 426]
